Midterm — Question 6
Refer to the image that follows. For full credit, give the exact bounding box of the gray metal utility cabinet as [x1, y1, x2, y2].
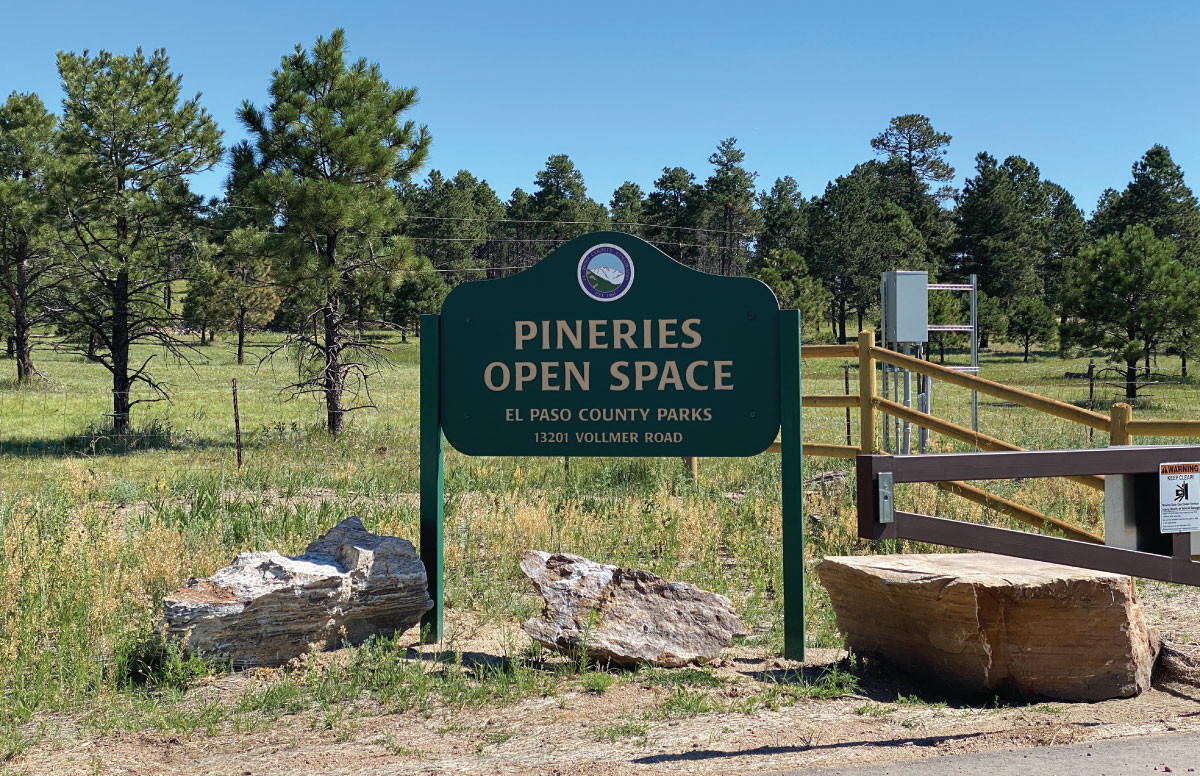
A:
[881, 270, 928, 344]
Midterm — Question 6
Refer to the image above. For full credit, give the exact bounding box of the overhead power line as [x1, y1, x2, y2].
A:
[216, 204, 753, 238]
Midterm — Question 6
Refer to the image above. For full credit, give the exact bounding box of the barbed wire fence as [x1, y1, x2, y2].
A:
[3, 219, 1198, 466]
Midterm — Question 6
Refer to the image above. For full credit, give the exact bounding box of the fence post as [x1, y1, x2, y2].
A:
[843, 361, 852, 446]
[858, 330, 876, 453]
[1110, 402, 1133, 446]
[231, 378, 243, 471]
[419, 313, 445, 643]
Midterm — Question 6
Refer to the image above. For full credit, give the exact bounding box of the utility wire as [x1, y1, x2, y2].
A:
[215, 203, 754, 238]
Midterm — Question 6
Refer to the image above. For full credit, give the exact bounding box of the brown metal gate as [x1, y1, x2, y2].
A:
[856, 446, 1200, 586]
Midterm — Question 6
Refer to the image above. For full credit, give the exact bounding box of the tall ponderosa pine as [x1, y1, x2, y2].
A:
[1091, 145, 1200, 249]
[1060, 225, 1196, 399]
[870, 114, 955, 197]
[755, 176, 807, 257]
[239, 29, 430, 434]
[53, 48, 221, 434]
[955, 153, 1048, 306]
[701, 138, 759, 276]
[1042, 182, 1087, 311]
[871, 114, 957, 265]
[609, 181, 646, 236]
[527, 154, 607, 251]
[645, 166, 702, 266]
[808, 162, 929, 342]
[0, 92, 59, 383]
[402, 169, 504, 284]
[1088, 145, 1200, 373]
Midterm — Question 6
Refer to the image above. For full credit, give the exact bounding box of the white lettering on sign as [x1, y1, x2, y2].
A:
[1160, 462, 1200, 534]
[485, 318, 735, 393]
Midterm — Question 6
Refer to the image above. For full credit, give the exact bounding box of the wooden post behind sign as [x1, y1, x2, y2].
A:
[780, 309, 805, 661]
[420, 313, 445, 642]
[231, 378, 243, 471]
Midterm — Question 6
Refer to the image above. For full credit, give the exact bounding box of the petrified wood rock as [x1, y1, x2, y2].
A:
[816, 553, 1159, 701]
[161, 517, 432, 667]
[520, 550, 747, 667]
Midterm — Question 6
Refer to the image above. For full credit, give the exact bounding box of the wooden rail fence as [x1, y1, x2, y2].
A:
[769, 330, 1200, 543]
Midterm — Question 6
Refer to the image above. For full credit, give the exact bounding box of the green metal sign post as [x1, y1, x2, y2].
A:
[420, 232, 804, 659]
[779, 309, 804, 661]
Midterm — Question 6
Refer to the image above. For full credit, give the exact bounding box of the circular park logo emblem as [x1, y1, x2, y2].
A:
[578, 244, 634, 302]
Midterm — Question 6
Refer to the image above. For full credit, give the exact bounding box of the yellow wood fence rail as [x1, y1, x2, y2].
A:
[781, 329, 1200, 543]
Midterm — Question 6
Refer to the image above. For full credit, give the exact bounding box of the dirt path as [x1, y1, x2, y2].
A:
[10, 578, 1200, 776]
[12, 638, 1200, 776]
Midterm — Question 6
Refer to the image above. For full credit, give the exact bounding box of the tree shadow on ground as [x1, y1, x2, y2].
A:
[631, 731, 991, 764]
[404, 647, 571, 676]
[0, 431, 236, 458]
[741, 655, 1026, 709]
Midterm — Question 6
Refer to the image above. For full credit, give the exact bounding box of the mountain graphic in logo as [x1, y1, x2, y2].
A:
[578, 244, 634, 301]
[586, 264, 625, 293]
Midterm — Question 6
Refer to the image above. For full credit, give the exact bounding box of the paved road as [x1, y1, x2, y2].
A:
[771, 732, 1200, 775]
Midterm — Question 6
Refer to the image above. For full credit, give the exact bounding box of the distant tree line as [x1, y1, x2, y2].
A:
[3, 31, 1199, 440]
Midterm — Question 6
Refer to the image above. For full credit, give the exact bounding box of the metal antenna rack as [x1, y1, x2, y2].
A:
[926, 274, 978, 442]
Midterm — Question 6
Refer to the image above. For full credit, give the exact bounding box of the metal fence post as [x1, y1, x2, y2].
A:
[420, 314, 445, 643]
[780, 309, 805, 661]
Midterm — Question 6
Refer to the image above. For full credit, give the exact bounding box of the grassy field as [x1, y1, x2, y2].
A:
[1, 327, 1198, 762]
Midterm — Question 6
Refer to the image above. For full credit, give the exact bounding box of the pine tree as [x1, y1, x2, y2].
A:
[755, 176, 807, 257]
[808, 162, 930, 343]
[238, 29, 430, 434]
[955, 153, 1044, 304]
[1060, 225, 1196, 399]
[52, 48, 222, 434]
[750, 249, 828, 333]
[870, 114, 957, 266]
[700, 138, 759, 276]
[1007, 297, 1056, 362]
[402, 169, 504, 284]
[645, 166, 702, 266]
[505, 187, 539, 273]
[609, 181, 646, 236]
[527, 154, 607, 252]
[1042, 182, 1087, 311]
[0, 92, 59, 383]
[1096, 145, 1200, 249]
[220, 227, 278, 364]
[1087, 145, 1200, 374]
[390, 265, 448, 341]
[870, 114, 955, 199]
[180, 257, 228, 345]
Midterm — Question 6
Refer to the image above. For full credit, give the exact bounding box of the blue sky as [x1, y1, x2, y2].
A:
[2, 0, 1197, 215]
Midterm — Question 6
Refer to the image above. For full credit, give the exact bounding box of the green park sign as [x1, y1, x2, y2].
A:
[419, 232, 806, 659]
[438, 232, 782, 457]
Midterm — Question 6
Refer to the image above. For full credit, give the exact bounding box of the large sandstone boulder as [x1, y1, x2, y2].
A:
[521, 550, 747, 667]
[817, 553, 1159, 701]
[161, 517, 432, 667]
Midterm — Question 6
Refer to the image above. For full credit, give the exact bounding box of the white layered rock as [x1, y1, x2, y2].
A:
[161, 517, 432, 667]
[521, 550, 747, 667]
